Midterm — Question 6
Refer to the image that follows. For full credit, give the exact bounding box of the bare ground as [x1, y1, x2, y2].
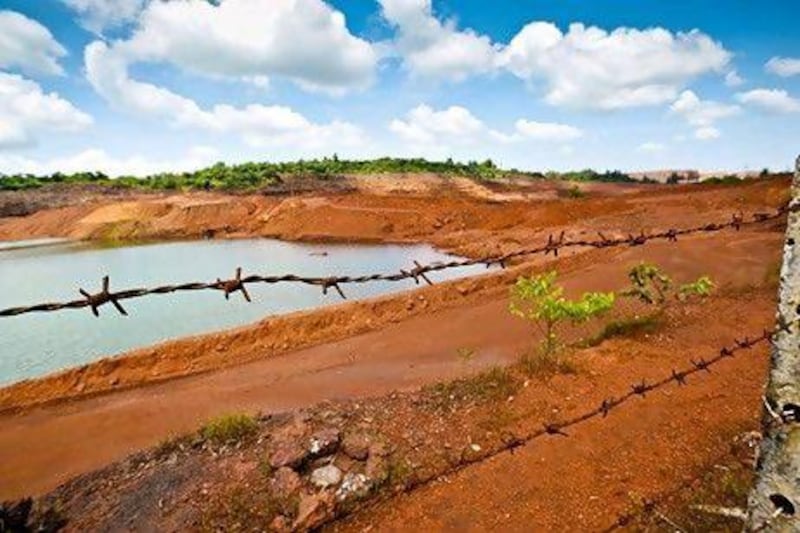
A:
[0, 174, 789, 531]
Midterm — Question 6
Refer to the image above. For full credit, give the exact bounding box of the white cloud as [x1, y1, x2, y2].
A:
[638, 142, 666, 152]
[390, 104, 583, 149]
[765, 56, 800, 78]
[60, 0, 146, 34]
[499, 22, 731, 109]
[389, 104, 484, 143]
[0, 72, 93, 149]
[724, 70, 744, 87]
[0, 10, 67, 76]
[694, 126, 720, 140]
[736, 88, 800, 113]
[84, 41, 364, 151]
[670, 90, 739, 140]
[511, 119, 583, 142]
[670, 90, 740, 126]
[106, 0, 376, 94]
[0, 146, 219, 177]
[379, 0, 498, 82]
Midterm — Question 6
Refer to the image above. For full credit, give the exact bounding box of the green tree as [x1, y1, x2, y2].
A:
[510, 272, 616, 356]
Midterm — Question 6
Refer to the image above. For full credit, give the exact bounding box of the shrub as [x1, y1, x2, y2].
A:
[510, 271, 615, 356]
[200, 413, 258, 445]
[620, 262, 714, 305]
[620, 262, 672, 305]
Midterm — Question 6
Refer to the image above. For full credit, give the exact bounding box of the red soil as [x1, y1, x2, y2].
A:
[0, 175, 789, 530]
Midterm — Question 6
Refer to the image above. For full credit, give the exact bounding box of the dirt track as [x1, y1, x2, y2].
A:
[0, 175, 790, 527]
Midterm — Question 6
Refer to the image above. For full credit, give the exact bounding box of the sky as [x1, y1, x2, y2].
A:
[0, 0, 798, 176]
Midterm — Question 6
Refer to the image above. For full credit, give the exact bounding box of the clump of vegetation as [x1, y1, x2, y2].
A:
[677, 275, 715, 301]
[200, 413, 258, 445]
[519, 349, 579, 378]
[703, 174, 744, 185]
[564, 185, 586, 198]
[546, 169, 638, 183]
[0, 157, 657, 192]
[620, 262, 672, 305]
[424, 366, 520, 411]
[509, 271, 616, 356]
[620, 262, 714, 306]
[580, 314, 663, 348]
[455, 346, 476, 363]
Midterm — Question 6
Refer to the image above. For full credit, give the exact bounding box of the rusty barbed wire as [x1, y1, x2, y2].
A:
[0, 204, 792, 318]
[319, 327, 781, 531]
[396, 326, 779, 496]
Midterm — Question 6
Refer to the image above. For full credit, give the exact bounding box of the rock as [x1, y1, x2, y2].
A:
[293, 491, 334, 530]
[368, 441, 389, 457]
[270, 515, 291, 532]
[342, 433, 370, 461]
[336, 473, 371, 501]
[308, 428, 340, 456]
[269, 441, 307, 469]
[333, 454, 357, 473]
[470, 443, 481, 452]
[310, 464, 342, 488]
[365, 455, 388, 483]
[269, 467, 301, 496]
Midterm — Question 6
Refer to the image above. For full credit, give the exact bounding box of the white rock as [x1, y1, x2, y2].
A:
[336, 472, 370, 501]
[310, 464, 342, 488]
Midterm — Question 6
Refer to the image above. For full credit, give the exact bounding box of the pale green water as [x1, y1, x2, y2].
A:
[0, 238, 489, 385]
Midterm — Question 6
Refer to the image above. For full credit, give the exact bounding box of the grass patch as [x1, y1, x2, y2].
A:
[518, 350, 579, 378]
[579, 313, 663, 348]
[565, 185, 586, 198]
[424, 366, 520, 411]
[200, 413, 258, 446]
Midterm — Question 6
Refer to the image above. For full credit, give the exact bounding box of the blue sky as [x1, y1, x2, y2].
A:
[0, 0, 798, 176]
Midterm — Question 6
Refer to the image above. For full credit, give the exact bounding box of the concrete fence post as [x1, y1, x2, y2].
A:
[746, 155, 800, 531]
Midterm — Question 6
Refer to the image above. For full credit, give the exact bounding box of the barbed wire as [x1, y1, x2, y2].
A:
[322, 326, 781, 531]
[0, 204, 791, 318]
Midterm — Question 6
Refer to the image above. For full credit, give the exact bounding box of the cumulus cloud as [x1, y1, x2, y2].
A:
[765, 56, 800, 77]
[102, 0, 376, 94]
[0, 10, 67, 76]
[379, 0, 498, 82]
[498, 22, 731, 109]
[0, 72, 93, 149]
[0, 145, 219, 177]
[60, 0, 146, 33]
[390, 104, 583, 148]
[85, 41, 364, 150]
[389, 104, 484, 143]
[507, 119, 583, 142]
[735, 88, 800, 113]
[670, 90, 739, 140]
[724, 70, 744, 87]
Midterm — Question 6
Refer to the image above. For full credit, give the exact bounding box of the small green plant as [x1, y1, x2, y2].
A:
[621, 262, 714, 305]
[456, 347, 476, 363]
[566, 185, 585, 198]
[510, 271, 615, 356]
[200, 413, 258, 445]
[620, 262, 672, 304]
[678, 276, 715, 301]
